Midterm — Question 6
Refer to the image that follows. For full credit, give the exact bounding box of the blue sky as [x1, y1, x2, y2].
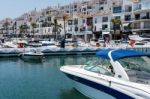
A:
[0, 0, 75, 20]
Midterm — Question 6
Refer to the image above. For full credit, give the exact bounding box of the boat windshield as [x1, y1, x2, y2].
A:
[118, 56, 150, 85]
[84, 59, 114, 76]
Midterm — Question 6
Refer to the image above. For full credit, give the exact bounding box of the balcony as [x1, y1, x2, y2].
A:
[124, 9, 132, 13]
[141, 16, 150, 20]
[124, 19, 132, 22]
[124, 6, 132, 13]
[132, 16, 150, 22]
[133, 4, 142, 11]
[144, 26, 150, 29]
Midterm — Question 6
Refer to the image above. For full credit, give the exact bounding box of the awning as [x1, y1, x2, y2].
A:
[96, 49, 150, 61]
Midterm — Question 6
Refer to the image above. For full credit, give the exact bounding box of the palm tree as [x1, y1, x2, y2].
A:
[111, 18, 122, 40]
[51, 19, 62, 41]
[19, 25, 25, 37]
[63, 14, 70, 39]
[31, 23, 37, 38]
[19, 24, 28, 37]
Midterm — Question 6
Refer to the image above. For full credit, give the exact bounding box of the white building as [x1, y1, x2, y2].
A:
[0, 0, 150, 39]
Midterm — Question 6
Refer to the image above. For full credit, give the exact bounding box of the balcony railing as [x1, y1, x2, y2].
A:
[144, 26, 150, 29]
[123, 17, 150, 21]
[133, 27, 140, 29]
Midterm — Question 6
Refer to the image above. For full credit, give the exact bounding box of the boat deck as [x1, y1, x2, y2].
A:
[126, 70, 150, 85]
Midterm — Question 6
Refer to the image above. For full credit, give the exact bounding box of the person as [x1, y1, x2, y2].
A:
[60, 37, 65, 48]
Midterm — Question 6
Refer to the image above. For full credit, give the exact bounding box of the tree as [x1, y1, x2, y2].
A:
[51, 19, 62, 41]
[63, 14, 70, 39]
[111, 18, 122, 40]
[19, 24, 28, 37]
[31, 23, 37, 38]
[19, 25, 25, 37]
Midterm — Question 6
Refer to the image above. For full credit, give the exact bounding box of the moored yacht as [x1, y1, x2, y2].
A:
[20, 49, 44, 60]
[60, 49, 150, 99]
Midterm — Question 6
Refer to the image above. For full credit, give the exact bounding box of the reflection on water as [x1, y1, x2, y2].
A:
[60, 88, 89, 99]
[0, 55, 96, 99]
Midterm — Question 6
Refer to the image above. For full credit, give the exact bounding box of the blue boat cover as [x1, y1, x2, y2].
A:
[96, 49, 150, 61]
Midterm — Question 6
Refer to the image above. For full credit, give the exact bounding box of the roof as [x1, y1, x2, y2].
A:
[96, 49, 150, 61]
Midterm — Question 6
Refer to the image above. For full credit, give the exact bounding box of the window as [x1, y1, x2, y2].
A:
[113, 6, 122, 13]
[68, 27, 72, 31]
[83, 19, 86, 23]
[74, 9, 77, 12]
[102, 24, 108, 30]
[146, 12, 150, 19]
[102, 17, 108, 22]
[83, 8, 86, 11]
[47, 17, 51, 21]
[75, 26, 78, 31]
[94, 26, 96, 31]
[125, 15, 131, 21]
[87, 6, 92, 9]
[66, 11, 69, 13]
[68, 20, 73, 25]
[99, 7, 104, 10]
[95, 18, 97, 24]
[125, 5, 132, 12]
[135, 14, 140, 20]
[144, 22, 150, 29]
[82, 27, 86, 31]
[134, 4, 141, 11]
[74, 19, 78, 25]
[84, 59, 113, 76]
[74, 5, 77, 8]
[133, 23, 140, 29]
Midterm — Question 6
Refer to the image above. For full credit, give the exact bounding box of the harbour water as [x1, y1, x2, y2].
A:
[0, 55, 97, 99]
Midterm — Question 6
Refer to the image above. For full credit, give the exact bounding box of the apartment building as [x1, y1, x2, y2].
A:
[132, 0, 150, 35]
[0, 0, 149, 39]
[64, 0, 150, 40]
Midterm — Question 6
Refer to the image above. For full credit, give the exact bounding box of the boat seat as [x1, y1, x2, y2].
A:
[126, 70, 150, 85]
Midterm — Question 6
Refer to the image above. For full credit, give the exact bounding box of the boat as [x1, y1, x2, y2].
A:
[3, 40, 27, 48]
[60, 49, 150, 99]
[20, 50, 44, 60]
[77, 41, 90, 47]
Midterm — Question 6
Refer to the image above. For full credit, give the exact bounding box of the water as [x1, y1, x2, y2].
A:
[0, 55, 96, 99]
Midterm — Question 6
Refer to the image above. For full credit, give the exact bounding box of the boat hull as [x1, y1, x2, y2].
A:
[65, 73, 134, 99]
[74, 80, 115, 99]
[0, 53, 19, 57]
[20, 54, 43, 61]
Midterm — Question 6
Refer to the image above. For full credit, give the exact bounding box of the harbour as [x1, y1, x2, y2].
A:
[0, 55, 94, 99]
[0, 0, 150, 98]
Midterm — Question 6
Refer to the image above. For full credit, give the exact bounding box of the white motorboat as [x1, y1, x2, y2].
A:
[20, 50, 44, 60]
[60, 49, 150, 99]
[77, 41, 90, 47]
[3, 40, 27, 48]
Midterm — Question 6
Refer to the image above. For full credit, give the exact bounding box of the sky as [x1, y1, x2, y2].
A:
[0, 0, 75, 20]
